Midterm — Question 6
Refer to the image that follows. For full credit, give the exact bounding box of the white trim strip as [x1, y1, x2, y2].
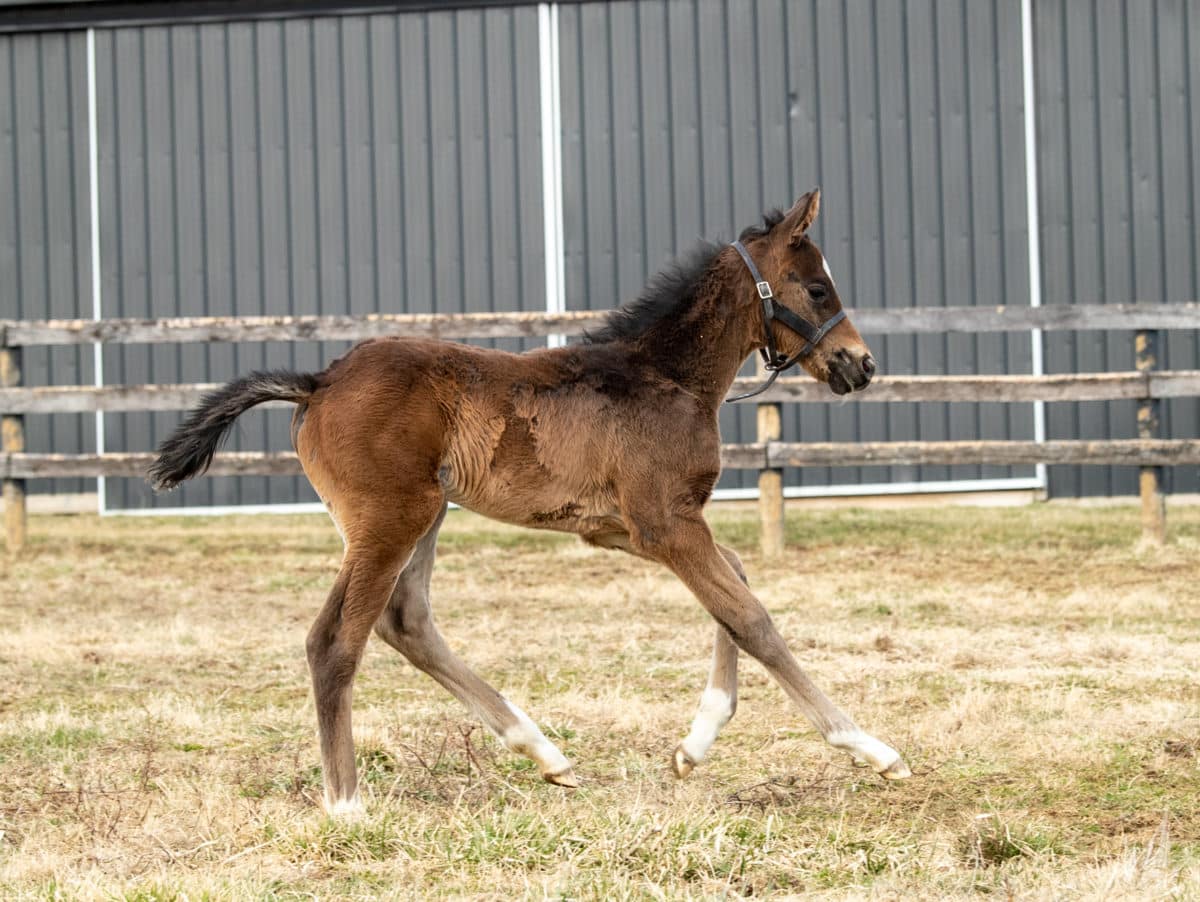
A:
[87, 28, 106, 515]
[1020, 0, 1048, 491]
[538, 2, 566, 348]
[712, 477, 1043, 502]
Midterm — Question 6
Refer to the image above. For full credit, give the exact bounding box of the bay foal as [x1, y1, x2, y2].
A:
[150, 190, 911, 816]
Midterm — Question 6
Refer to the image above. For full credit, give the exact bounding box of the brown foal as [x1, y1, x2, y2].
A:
[150, 190, 911, 817]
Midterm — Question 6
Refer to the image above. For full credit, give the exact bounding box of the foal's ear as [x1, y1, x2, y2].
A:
[786, 188, 821, 246]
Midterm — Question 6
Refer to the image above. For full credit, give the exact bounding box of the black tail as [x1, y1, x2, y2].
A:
[148, 370, 318, 492]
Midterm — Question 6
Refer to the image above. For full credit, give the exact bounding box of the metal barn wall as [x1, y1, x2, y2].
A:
[90, 7, 546, 508]
[0, 30, 95, 497]
[3, 0, 1199, 507]
[1034, 0, 1200, 496]
[557, 0, 1038, 494]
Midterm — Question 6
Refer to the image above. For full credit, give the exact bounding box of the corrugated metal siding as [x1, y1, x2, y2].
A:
[93, 7, 546, 508]
[0, 30, 94, 496]
[557, 0, 1037, 494]
[5, 0, 1198, 508]
[1035, 0, 1200, 497]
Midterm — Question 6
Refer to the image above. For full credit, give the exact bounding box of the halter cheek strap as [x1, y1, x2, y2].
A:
[724, 239, 847, 403]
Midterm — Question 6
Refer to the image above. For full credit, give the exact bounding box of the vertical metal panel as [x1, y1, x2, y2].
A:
[5, 0, 1197, 508]
[94, 7, 545, 509]
[0, 31, 93, 497]
[558, 0, 1035, 494]
[1035, 0, 1199, 497]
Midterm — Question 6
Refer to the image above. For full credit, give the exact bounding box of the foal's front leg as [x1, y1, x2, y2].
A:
[673, 545, 743, 779]
[652, 516, 911, 779]
[673, 624, 738, 778]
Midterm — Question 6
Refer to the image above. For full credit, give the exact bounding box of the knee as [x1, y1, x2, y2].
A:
[306, 617, 336, 666]
[305, 625, 358, 692]
[629, 515, 706, 564]
[306, 604, 361, 685]
[720, 608, 783, 667]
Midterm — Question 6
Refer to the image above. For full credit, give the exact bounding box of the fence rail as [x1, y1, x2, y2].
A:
[2, 303, 1198, 346]
[5, 440, 1199, 480]
[4, 371, 1200, 414]
[3, 304, 1199, 553]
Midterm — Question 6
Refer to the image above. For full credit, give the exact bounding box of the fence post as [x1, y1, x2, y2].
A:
[1135, 329, 1166, 544]
[1, 344, 26, 553]
[757, 373, 785, 557]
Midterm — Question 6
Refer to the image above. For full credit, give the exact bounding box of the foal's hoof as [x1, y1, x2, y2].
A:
[878, 756, 912, 781]
[543, 766, 579, 788]
[671, 745, 696, 780]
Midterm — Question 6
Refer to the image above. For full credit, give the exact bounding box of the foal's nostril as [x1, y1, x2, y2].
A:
[861, 355, 877, 378]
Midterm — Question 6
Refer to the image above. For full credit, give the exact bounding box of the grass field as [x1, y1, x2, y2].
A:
[1, 501, 1198, 900]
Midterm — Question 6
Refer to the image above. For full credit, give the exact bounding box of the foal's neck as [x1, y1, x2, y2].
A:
[635, 253, 763, 408]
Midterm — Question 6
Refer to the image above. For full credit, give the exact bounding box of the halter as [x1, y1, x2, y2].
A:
[724, 240, 847, 403]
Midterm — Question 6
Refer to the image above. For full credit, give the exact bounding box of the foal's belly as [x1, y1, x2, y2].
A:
[441, 466, 624, 539]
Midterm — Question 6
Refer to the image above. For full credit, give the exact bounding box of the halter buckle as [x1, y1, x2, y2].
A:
[725, 239, 847, 405]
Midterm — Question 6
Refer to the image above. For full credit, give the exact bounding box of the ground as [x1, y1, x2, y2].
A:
[0, 501, 1198, 900]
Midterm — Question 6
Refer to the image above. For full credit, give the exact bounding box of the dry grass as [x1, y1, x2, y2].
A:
[1, 501, 1198, 900]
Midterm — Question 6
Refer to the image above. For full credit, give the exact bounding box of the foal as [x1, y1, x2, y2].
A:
[150, 189, 910, 816]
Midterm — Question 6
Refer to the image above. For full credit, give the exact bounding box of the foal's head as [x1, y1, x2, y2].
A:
[738, 189, 876, 395]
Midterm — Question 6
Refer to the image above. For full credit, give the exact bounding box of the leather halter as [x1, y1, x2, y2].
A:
[724, 240, 847, 403]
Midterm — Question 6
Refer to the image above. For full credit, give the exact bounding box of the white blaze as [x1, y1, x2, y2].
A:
[821, 254, 836, 286]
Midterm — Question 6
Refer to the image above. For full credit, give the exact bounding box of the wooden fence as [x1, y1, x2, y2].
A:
[3, 304, 1199, 554]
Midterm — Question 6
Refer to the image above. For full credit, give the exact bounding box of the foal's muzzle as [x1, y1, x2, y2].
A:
[828, 351, 876, 395]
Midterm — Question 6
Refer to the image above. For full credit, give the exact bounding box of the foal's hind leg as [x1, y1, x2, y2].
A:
[306, 492, 444, 816]
[644, 514, 910, 780]
[672, 545, 743, 779]
[374, 504, 577, 787]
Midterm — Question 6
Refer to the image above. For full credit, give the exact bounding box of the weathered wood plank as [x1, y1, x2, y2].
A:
[2, 452, 304, 479]
[7, 371, 1200, 414]
[5, 449, 771, 478]
[756, 391, 785, 557]
[2, 311, 611, 346]
[720, 444, 769, 470]
[1137, 331, 1166, 544]
[1, 346, 24, 552]
[764, 440, 1200, 468]
[848, 303, 1200, 335]
[3, 303, 1198, 347]
[0, 383, 235, 413]
[728, 372, 1176, 404]
[7, 439, 1199, 479]
[1148, 371, 1200, 398]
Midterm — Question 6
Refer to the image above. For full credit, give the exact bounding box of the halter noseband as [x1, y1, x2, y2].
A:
[724, 240, 847, 403]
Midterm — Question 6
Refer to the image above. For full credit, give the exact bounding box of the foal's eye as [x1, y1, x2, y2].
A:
[809, 283, 828, 303]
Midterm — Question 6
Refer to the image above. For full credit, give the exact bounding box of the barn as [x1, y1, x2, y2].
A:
[2, 0, 1198, 514]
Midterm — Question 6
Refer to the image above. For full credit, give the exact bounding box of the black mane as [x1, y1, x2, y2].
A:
[583, 209, 787, 345]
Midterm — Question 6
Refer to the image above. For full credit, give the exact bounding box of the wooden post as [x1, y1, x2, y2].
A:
[1135, 330, 1166, 544]
[757, 368, 785, 557]
[1, 345, 25, 553]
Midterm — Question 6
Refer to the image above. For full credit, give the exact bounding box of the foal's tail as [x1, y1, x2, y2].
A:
[148, 370, 318, 492]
